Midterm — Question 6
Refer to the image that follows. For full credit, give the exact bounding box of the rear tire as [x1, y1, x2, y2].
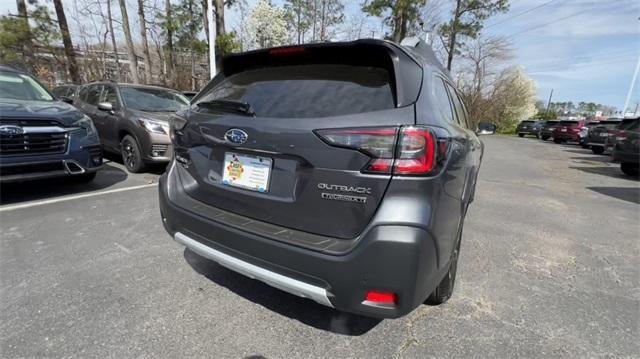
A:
[121, 135, 147, 173]
[518, 133, 525, 137]
[553, 138, 562, 144]
[535, 134, 540, 139]
[621, 162, 639, 177]
[592, 146, 605, 155]
[425, 240, 460, 305]
[541, 135, 549, 141]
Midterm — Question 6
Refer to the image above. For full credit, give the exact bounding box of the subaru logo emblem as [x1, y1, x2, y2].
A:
[224, 129, 248, 145]
[0, 125, 24, 135]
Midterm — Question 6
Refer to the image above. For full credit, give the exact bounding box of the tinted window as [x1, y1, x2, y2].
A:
[120, 87, 188, 112]
[618, 119, 638, 130]
[559, 121, 579, 126]
[445, 83, 470, 128]
[86, 85, 103, 105]
[626, 121, 639, 130]
[101, 86, 120, 107]
[196, 64, 395, 118]
[0, 70, 53, 101]
[521, 120, 535, 124]
[432, 78, 456, 124]
[78, 86, 89, 102]
[52, 86, 67, 97]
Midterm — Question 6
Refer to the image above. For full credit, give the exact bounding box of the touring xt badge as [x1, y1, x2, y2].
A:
[317, 183, 371, 203]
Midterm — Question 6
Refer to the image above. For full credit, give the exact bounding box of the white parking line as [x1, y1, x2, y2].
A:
[0, 184, 157, 213]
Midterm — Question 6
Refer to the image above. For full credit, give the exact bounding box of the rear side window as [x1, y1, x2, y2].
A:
[86, 85, 102, 106]
[445, 83, 470, 129]
[432, 78, 456, 125]
[195, 65, 395, 118]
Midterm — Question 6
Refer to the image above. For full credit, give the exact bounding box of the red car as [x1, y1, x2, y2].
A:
[553, 120, 585, 144]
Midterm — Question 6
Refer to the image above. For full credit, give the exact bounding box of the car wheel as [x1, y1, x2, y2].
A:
[121, 135, 147, 173]
[425, 240, 460, 305]
[541, 135, 549, 141]
[71, 172, 97, 183]
[592, 146, 604, 155]
[535, 134, 540, 139]
[553, 138, 562, 144]
[581, 144, 589, 149]
[518, 133, 525, 137]
[621, 162, 639, 177]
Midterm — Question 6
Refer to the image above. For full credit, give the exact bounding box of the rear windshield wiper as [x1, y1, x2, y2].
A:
[196, 100, 256, 117]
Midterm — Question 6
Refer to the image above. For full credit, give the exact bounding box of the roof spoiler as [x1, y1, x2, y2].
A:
[219, 39, 423, 107]
[400, 36, 449, 74]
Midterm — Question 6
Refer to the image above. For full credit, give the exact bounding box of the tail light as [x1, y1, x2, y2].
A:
[616, 130, 627, 141]
[315, 126, 447, 176]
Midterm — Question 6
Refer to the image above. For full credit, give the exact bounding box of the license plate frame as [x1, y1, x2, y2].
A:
[222, 152, 272, 193]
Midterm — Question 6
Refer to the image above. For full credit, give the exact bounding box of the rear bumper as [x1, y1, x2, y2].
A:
[159, 162, 442, 318]
[553, 132, 580, 141]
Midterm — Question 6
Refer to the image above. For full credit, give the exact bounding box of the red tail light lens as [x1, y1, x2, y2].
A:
[269, 47, 307, 56]
[365, 290, 397, 304]
[315, 126, 445, 176]
[393, 127, 436, 174]
[315, 127, 398, 174]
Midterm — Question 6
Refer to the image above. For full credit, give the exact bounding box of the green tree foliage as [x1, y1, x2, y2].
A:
[362, 0, 426, 42]
[284, 0, 312, 44]
[440, 0, 509, 70]
[0, 3, 60, 68]
[216, 32, 242, 57]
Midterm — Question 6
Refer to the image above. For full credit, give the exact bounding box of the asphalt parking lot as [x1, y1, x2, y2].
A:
[1, 136, 638, 358]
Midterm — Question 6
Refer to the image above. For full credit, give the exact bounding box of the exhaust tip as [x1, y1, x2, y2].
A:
[64, 160, 85, 174]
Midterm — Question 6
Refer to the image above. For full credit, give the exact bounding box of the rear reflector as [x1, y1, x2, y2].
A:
[365, 290, 397, 304]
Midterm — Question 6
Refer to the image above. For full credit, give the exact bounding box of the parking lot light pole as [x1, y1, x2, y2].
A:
[622, 54, 640, 117]
[209, 0, 216, 78]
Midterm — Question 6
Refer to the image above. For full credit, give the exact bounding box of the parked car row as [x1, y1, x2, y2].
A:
[516, 117, 640, 177]
[0, 64, 194, 184]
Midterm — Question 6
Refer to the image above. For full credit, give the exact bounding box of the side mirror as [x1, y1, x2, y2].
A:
[97, 102, 113, 111]
[476, 122, 496, 135]
[60, 96, 73, 104]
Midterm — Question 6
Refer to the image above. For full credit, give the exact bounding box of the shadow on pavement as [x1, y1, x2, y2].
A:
[587, 187, 640, 204]
[0, 162, 128, 205]
[569, 165, 638, 182]
[183, 248, 382, 336]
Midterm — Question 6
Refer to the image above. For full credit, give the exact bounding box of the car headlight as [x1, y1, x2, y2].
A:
[73, 115, 97, 137]
[138, 117, 170, 134]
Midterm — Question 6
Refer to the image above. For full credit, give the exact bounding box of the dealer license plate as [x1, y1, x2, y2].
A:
[222, 152, 272, 192]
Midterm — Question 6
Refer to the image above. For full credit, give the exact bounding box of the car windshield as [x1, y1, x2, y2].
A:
[0, 70, 54, 101]
[120, 86, 189, 112]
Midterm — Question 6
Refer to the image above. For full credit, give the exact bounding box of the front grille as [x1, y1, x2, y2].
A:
[0, 162, 64, 176]
[0, 118, 63, 127]
[0, 132, 68, 156]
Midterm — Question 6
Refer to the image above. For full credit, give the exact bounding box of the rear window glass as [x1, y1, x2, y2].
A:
[195, 64, 395, 118]
[559, 121, 578, 126]
[597, 120, 621, 128]
[521, 120, 534, 124]
[618, 119, 638, 130]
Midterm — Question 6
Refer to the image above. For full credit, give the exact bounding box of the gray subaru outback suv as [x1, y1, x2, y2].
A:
[159, 39, 492, 318]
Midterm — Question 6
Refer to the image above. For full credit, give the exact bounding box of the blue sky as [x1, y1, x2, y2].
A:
[2, 0, 639, 110]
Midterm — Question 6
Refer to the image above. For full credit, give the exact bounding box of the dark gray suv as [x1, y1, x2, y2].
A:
[159, 39, 491, 318]
[75, 82, 189, 172]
